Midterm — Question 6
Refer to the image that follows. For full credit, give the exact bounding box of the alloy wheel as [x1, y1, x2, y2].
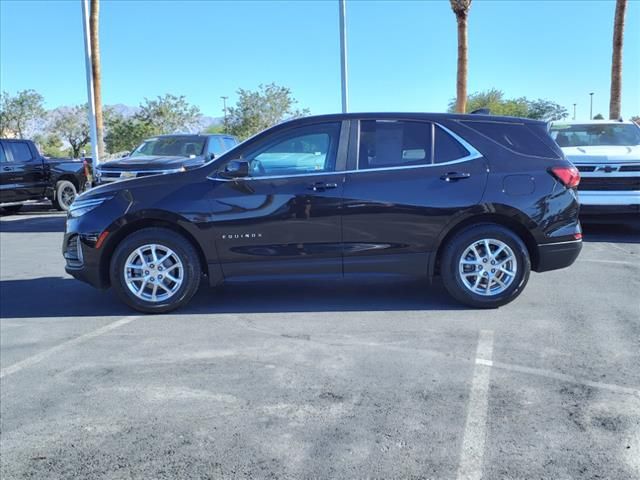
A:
[124, 244, 184, 302]
[458, 238, 518, 296]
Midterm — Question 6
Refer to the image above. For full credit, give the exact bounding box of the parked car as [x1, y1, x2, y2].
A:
[64, 113, 582, 313]
[549, 120, 640, 220]
[95, 134, 238, 184]
[0, 138, 87, 213]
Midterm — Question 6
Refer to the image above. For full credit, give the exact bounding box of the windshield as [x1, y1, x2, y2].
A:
[130, 136, 205, 158]
[550, 124, 640, 147]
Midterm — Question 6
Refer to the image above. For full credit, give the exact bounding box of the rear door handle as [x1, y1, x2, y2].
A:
[3, 166, 12, 171]
[440, 172, 471, 182]
[308, 182, 338, 192]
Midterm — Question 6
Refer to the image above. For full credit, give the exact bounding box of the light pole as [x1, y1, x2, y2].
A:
[589, 92, 594, 120]
[221, 96, 228, 133]
[81, 0, 99, 166]
[573, 103, 576, 120]
[339, 0, 348, 113]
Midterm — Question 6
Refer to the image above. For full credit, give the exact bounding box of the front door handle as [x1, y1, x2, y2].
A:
[308, 182, 338, 192]
[3, 166, 12, 171]
[440, 172, 471, 182]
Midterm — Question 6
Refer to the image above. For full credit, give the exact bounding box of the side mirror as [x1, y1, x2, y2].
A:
[221, 159, 249, 178]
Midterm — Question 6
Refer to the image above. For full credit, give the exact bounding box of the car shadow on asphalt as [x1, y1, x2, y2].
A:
[581, 221, 640, 244]
[0, 277, 462, 319]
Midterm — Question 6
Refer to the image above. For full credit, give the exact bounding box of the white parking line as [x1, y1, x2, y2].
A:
[457, 329, 494, 480]
[580, 259, 639, 266]
[0, 315, 140, 379]
[477, 358, 640, 398]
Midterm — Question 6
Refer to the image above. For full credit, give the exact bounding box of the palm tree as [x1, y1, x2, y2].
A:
[609, 0, 627, 120]
[450, 0, 472, 113]
[89, 0, 104, 158]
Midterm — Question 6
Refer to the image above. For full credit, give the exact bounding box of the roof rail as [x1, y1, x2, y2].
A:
[470, 108, 491, 115]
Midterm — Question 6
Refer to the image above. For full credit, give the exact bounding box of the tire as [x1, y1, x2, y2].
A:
[110, 228, 202, 313]
[53, 180, 77, 211]
[1, 205, 23, 215]
[440, 224, 531, 309]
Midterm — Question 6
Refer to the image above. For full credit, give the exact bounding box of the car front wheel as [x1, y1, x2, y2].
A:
[441, 224, 531, 308]
[110, 228, 202, 313]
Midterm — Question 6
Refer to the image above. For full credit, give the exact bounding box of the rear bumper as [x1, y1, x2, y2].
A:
[536, 239, 582, 273]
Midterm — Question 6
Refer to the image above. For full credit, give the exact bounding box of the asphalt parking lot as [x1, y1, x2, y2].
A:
[1, 208, 639, 479]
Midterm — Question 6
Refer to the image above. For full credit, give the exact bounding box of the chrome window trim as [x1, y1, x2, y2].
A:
[207, 121, 484, 182]
[98, 168, 183, 176]
[538, 239, 582, 246]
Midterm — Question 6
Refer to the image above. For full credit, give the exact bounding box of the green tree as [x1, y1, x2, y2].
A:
[204, 123, 225, 134]
[526, 99, 568, 121]
[137, 94, 202, 134]
[33, 133, 67, 158]
[50, 105, 90, 158]
[449, 89, 528, 117]
[226, 83, 309, 140]
[0, 89, 45, 138]
[448, 89, 568, 120]
[104, 114, 157, 153]
[593, 113, 605, 120]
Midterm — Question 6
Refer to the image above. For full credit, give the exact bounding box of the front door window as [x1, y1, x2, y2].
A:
[245, 123, 341, 177]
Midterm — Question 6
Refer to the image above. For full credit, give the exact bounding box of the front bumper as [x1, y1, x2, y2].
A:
[536, 239, 582, 273]
[578, 190, 640, 206]
[63, 232, 109, 289]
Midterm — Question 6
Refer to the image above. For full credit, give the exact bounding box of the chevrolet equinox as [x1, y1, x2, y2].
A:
[63, 113, 582, 313]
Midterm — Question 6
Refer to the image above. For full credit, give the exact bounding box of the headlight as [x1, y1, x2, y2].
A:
[68, 195, 113, 217]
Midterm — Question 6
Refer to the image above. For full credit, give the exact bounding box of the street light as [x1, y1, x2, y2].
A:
[573, 103, 576, 120]
[221, 96, 228, 133]
[589, 92, 594, 120]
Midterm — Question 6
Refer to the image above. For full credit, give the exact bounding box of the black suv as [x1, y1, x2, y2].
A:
[95, 134, 238, 184]
[63, 113, 582, 313]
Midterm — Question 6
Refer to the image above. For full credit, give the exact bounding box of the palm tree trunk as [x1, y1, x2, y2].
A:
[455, 13, 468, 114]
[89, 0, 104, 158]
[609, 0, 627, 120]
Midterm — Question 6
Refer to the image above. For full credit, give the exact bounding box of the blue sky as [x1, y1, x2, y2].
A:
[1, 0, 639, 120]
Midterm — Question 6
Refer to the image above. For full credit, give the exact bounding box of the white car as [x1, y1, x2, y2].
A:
[549, 120, 640, 219]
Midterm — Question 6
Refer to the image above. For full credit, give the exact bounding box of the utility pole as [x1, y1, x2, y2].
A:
[573, 103, 577, 120]
[81, 0, 100, 166]
[221, 96, 228, 133]
[339, 0, 349, 113]
[589, 92, 594, 120]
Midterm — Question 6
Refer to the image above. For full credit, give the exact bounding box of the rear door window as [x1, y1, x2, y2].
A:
[6, 142, 34, 162]
[0, 144, 7, 163]
[434, 126, 470, 163]
[358, 120, 432, 169]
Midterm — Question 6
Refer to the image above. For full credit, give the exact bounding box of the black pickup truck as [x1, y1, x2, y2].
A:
[0, 138, 88, 214]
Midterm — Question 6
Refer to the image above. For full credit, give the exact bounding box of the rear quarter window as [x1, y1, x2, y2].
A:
[462, 121, 560, 158]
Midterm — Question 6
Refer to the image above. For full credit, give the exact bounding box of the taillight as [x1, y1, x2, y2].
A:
[550, 166, 580, 188]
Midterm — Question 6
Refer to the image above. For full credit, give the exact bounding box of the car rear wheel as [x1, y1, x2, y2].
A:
[441, 224, 531, 308]
[110, 228, 202, 313]
[53, 180, 77, 211]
